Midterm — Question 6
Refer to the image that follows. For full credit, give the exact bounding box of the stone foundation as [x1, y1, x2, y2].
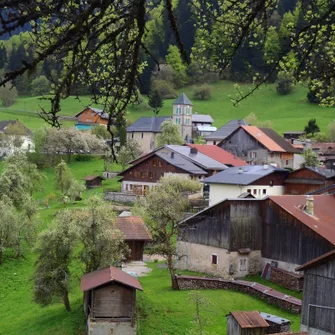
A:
[270, 267, 304, 292]
[104, 191, 140, 203]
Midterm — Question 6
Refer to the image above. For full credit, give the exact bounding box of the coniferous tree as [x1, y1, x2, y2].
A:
[148, 89, 163, 115]
[304, 119, 320, 136]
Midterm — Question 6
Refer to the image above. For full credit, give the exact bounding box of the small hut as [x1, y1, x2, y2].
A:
[227, 311, 269, 335]
[83, 175, 104, 189]
[115, 216, 152, 261]
[81, 266, 143, 335]
[259, 312, 291, 334]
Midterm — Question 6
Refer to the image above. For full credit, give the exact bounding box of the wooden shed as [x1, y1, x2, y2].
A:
[115, 216, 152, 261]
[226, 311, 269, 335]
[296, 250, 335, 335]
[81, 266, 143, 335]
[83, 175, 104, 189]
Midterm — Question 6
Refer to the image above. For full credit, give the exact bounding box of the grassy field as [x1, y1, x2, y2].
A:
[0, 157, 302, 335]
[1, 80, 334, 133]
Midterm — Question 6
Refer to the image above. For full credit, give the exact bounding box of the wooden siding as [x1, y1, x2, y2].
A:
[262, 199, 334, 265]
[126, 241, 145, 261]
[86, 179, 102, 188]
[92, 283, 134, 319]
[227, 315, 266, 335]
[301, 258, 335, 333]
[122, 154, 200, 183]
[249, 171, 288, 186]
[179, 200, 262, 252]
[77, 108, 108, 125]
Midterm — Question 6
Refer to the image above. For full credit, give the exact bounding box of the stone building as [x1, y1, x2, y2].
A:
[172, 92, 193, 140]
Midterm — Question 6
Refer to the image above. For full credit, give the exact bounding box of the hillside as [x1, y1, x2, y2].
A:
[1, 80, 334, 133]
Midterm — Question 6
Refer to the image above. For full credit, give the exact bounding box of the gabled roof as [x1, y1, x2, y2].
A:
[187, 144, 247, 167]
[308, 184, 335, 195]
[204, 119, 248, 141]
[192, 114, 213, 123]
[83, 175, 104, 181]
[173, 92, 193, 105]
[287, 166, 335, 180]
[269, 195, 335, 246]
[260, 127, 299, 153]
[296, 249, 335, 271]
[0, 120, 32, 135]
[165, 145, 228, 170]
[229, 311, 269, 328]
[312, 142, 335, 155]
[80, 265, 143, 291]
[202, 165, 288, 185]
[115, 216, 152, 241]
[75, 106, 109, 120]
[127, 116, 170, 133]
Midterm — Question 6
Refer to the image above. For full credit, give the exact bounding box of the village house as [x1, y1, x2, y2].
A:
[285, 166, 335, 195]
[118, 145, 228, 196]
[203, 165, 288, 206]
[114, 216, 152, 261]
[296, 249, 335, 335]
[283, 131, 305, 143]
[0, 120, 33, 157]
[205, 119, 248, 145]
[309, 183, 335, 195]
[176, 195, 335, 278]
[191, 114, 216, 137]
[81, 266, 142, 335]
[218, 125, 298, 168]
[83, 175, 104, 189]
[75, 106, 109, 128]
[312, 142, 335, 167]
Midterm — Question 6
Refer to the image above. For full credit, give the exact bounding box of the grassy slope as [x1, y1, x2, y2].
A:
[1, 80, 334, 132]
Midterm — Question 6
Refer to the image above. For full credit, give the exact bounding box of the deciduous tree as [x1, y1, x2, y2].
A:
[301, 148, 320, 168]
[54, 160, 73, 195]
[157, 120, 184, 147]
[0, 82, 17, 107]
[118, 139, 142, 171]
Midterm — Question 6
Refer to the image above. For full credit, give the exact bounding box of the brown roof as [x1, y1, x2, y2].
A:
[83, 175, 104, 181]
[296, 249, 335, 271]
[269, 195, 335, 246]
[115, 216, 152, 241]
[312, 142, 335, 155]
[80, 265, 143, 291]
[230, 311, 269, 328]
[260, 128, 298, 153]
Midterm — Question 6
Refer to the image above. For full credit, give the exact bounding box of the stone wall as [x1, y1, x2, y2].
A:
[175, 275, 301, 314]
[87, 318, 136, 335]
[270, 267, 304, 292]
[104, 191, 140, 203]
[265, 321, 291, 334]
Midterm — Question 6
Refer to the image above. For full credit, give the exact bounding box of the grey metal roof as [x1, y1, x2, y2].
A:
[89, 107, 109, 120]
[164, 145, 228, 170]
[127, 116, 170, 133]
[259, 312, 290, 325]
[156, 151, 207, 175]
[173, 93, 193, 105]
[202, 165, 288, 185]
[204, 119, 248, 140]
[192, 114, 214, 123]
[305, 166, 335, 179]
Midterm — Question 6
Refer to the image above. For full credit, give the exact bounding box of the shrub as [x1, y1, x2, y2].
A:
[0, 82, 17, 107]
[193, 84, 212, 100]
[74, 154, 93, 161]
[276, 72, 295, 95]
[31, 76, 51, 96]
[151, 79, 177, 99]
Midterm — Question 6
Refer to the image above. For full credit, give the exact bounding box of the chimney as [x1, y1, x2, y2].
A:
[305, 195, 314, 216]
[171, 152, 174, 159]
[263, 164, 269, 170]
[190, 147, 198, 155]
[238, 167, 243, 174]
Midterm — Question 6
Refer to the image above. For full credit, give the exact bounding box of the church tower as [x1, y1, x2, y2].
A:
[172, 93, 193, 140]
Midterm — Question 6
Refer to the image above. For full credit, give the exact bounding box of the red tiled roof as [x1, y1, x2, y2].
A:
[269, 195, 335, 246]
[242, 126, 286, 152]
[115, 216, 152, 241]
[187, 144, 247, 167]
[230, 311, 269, 328]
[80, 265, 143, 291]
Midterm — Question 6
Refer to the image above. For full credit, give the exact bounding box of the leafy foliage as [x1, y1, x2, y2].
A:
[151, 79, 177, 99]
[276, 72, 295, 95]
[244, 113, 273, 128]
[157, 120, 184, 147]
[118, 139, 142, 171]
[30, 76, 50, 96]
[301, 148, 320, 168]
[0, 82, 17, 107]
[148, 89, 164, 115]
[193, 84, 212, 100]
[304, 119, 320, 136]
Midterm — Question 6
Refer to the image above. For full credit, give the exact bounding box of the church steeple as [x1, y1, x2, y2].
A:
[172, 93, 193, 140]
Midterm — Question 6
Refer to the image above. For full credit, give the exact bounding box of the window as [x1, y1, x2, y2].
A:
[269, 180, 273, 187]
[149, 172, 153, 179]
[213, 141, 216, 145]
[141, 133, 144, 139]
[263, 189, 267, 195]
[131, 133, 134, 139]
[239, 259, 247, 271]
[158, 161, 162, 167]
[186, 118, 190, 125]
[186, 107, 190, 115]
[130, 184, 133, 190]
[285, 159, 289, 166]
[253, 189, 257, 195]
[247, 189, 251, 193]
[176, 106, 181, 114]
[140, 172, 144, 179]
[251, 152, 257, 158]
[134, 172, 139, 178]
[125, 184, 128, 191]
[176, 118, 181, 125]
[211, 254, 218, 265]
[152, 160, 156, 166]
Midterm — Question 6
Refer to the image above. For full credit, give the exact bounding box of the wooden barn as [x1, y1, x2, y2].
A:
[115, 216, 152, 261]
[75, 106, 108, 126]
[81, 266, 143, 335]
[285, 166, 335, 195]
[297, 250, 335, 335]
[226, 311, 269, 335]
[83, 175, 104, 189]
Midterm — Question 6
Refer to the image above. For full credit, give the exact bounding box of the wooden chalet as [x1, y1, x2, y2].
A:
[81, 266, 142, 335]
[226, 311, 269, 335]
[285, 166, 335, 195]
[115, 216, 152, 261]
[297, 250, 335, 335]
[83, 175, 104, 189]
[177, 195, 335, 277]
[218, 125, 298, 168]
[75, 106, 108, 126]
[312, 142, 335, 164]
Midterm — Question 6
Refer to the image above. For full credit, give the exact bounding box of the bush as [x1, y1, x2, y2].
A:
[193, 84, 212, 100]
[31, 75, 50, 96]
[74, 154, 93, 161]
[276, 72, 295, 95]
[0, 82, 17, 107]
[151, 79, 177, 99]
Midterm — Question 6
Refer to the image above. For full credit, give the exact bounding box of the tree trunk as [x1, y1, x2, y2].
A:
[63, 292, 71, 312]
[67, 151, 71, 164]
[167, 254, 179, 290]
[16, 241, 21, 258]
[0, 250, 2, 265]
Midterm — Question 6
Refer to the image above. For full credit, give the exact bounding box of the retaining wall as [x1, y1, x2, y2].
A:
[270, 267, 304, 292]
[104, 191, 140, 203]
